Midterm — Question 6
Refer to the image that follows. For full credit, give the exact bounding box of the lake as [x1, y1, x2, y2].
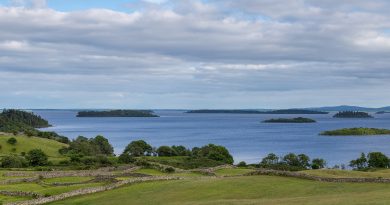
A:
[34, 109, 390, 166]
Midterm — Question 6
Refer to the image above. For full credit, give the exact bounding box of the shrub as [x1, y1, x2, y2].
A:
[1, 155, 27, 168]
[118, 153, 135, 164]
[26, 149, 49, 166]
[21, 152, 26, 156]
[7, 137, 17, 145]
[11, 148, 16, 152]
[164, 167, 175, 173]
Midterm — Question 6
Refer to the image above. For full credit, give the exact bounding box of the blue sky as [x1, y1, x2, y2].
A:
[1, 0, 390, 109]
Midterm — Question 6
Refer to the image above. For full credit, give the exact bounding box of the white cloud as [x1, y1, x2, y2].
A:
[0, 1, 390, 108]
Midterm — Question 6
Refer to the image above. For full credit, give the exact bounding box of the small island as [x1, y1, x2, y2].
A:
[376, 111, 390, 114]
[186, 109, 328, 114]
[76, 110, 159, 117]
[320, 127, 390, 136]
[263, 117, 316, 123]
[333, 111, 373, 118]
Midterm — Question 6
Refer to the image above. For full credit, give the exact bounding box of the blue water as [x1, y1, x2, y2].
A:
[34, 110, 390, 166]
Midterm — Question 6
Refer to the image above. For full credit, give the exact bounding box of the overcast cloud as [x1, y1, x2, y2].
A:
[0, 0, 390, 108]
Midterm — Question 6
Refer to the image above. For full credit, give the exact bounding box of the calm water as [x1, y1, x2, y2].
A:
[34, 110, 390, 166]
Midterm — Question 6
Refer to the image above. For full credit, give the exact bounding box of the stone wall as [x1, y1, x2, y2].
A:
[247, 169, 390, 183]
[0, 191, 42, 198]
[5, 176, 181, 205]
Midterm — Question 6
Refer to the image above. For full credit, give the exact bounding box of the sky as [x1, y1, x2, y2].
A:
[0, 0, 390, 109]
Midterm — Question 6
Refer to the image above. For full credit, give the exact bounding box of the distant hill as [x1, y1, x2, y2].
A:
[305, 105, 390, 112]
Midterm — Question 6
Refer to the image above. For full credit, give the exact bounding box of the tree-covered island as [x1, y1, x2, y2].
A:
[320, 127, 390, 136]
[333, 111, 373, 118]
[76, 109, 159, 117]
[263, 117, 316, 123]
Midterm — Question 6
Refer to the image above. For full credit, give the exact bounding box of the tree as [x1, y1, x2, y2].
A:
[282, 153, 300, 167]
[118, 153, 135, 164]
[91, 135, 114, 155]
[7, 137, 17, 145]
[1, 155, 27, 168]
[171, 145, 191, 156]
[349, 153, 368, 170]
[25, 149, 48, 166]
[297, 154, 310, 169]
[157, 146, 177, 156]
[123, 140, 152, 156]
[367, 152, 389, 168]
[311, 158, 326, 169]
[196, 144, 234, 164]
[260, 153, 279, 166]
[237, 161, 247, 167]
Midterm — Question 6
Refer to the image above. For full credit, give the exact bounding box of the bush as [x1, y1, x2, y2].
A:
[11, 148, 16, 152]
[118, 153, 135, 164]
[7, 137, 17, 145]
[164, 167, 175, 173]
[26, 149, 49, 166]
[1, 155, 27, 168]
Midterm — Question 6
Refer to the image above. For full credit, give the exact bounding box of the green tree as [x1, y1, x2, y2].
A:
[349, 153, 368, 170]
[196, 144, 234, 164]
[297, 154, 310, 168]
[311, 158, 326, 169]
[171, 145, 191, 156]
[157, 146, 177, 156]
[26, 149, 48, 166]
[91, 135, 114, 155]
[367, 152, 389, 168]
[260, 153, 279, 166]
[123, 140, 152, 156]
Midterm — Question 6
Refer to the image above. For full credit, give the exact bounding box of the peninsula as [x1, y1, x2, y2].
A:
[76, 110, 159, 117]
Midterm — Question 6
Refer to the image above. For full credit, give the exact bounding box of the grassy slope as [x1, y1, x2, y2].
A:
[301, 169, 390, 178]
[49, 175, 390, 205]
[0, 134, 67, 158]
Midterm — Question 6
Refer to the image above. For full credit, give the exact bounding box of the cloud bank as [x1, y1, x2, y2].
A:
[1, 0, 390, 108]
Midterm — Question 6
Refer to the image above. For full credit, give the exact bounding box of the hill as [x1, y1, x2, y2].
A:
[307, 105, 390, 112]
[0, 134, 67, 158]
[76, 110, 159, 117]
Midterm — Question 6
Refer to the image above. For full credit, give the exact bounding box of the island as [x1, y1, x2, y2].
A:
[333, 111, 373, 118]
[186, 109, 328, 114]
[376, 111, 390, 114]
[320, 127, 390, 136]
[76, 110, 159, 117]
[263, 117, 316, 123]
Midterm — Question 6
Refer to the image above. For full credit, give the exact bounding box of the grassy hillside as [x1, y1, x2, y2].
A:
[0, 134, 67, 158]
[49, 175, 390, 205]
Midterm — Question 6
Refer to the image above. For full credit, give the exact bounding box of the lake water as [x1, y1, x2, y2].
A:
[34, 110, 390, 166]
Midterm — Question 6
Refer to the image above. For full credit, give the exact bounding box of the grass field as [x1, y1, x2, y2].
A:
[301, 169, 390, 178]
[49, 175, 390, 205]
[0, 134, 67, 158]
